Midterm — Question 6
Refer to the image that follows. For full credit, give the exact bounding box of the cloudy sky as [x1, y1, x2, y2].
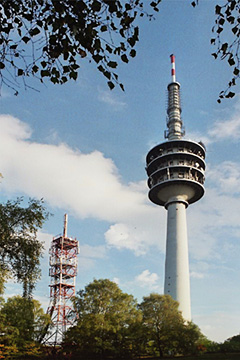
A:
[1, 0, 240, 342]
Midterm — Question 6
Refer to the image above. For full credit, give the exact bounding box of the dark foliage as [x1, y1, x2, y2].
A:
[193, 0, 240, 102]
[0, 0, 161, 95]
[0, 197, 49, 297]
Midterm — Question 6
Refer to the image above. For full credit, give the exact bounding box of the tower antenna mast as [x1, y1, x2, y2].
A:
[44, 214, 79, 345]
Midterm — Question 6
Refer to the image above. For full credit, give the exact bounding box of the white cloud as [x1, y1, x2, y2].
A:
[194, 311, 240, 342]
[98, 89, 127, 110]
[37, 231, 54, 255]
[208, 115, 240, 141]
[186, 131, 210, 147]
[206, 96, 240, 142]
[135, 270, 160, 291]
[105, 223, 148, 256]
[80, 244, 107, 259]
[0, 114, 167, 257]
[190, 272, 205, 279]
[1, 113, 240, 269]
[190, 262, 210, 280]
[112, 277, 120, 285]
[208, 161, 240, 195]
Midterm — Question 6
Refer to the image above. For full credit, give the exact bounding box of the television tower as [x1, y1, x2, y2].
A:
[45, 214, 79, 345]
[145, 55, 206, 320]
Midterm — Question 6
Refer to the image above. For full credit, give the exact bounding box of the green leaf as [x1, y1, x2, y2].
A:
[227, 16, 235, 24]
[41, 61, 47, 68]
[94, 38, 101, 50]
[130, 49, 136, 58]
[107, 81, 115, 90]
[50, 76, 58, 84]
[219, 18, 225, 26]
[221, 43, 228, 53]
[226, 91, 235, 98]
[108, 61, 117, 69]
[232, 26, 238, 35]
[63, 66, 70, 73]
[104, 71, 111, 80]
[71, 63, 80, 70]
[127, 36, 136, 47]
[215, 5, 222, 15]
[106, 44, 113, 53]
[22, 36, 30, 44]
[61, 76, 68, 83]
[100, 25, 107, 32]
[228, 57, 235, 66]
[63, 52, 69, 60]
[98, 65, 105, 73]
[92, 0, 101, 12]
[32, 65, 39, 73]
[41, 70, 51, 77]
[69, 71, 78, 80]
[17, 69, 24, 76]
[93, 54, 103, 63]
[233, 67, 239, 76]
[10, 44, 18, 50]
[29, 27, 41, 36]
[230, 0, 236, 11]
[121, 54, 129, 63]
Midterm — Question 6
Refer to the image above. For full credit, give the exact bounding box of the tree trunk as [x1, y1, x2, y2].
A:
[157, 335, 164, 358]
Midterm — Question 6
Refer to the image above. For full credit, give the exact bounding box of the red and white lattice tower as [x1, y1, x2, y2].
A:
[46, 214, 79, 345]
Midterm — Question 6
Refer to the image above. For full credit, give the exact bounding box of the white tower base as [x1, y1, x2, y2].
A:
[164, 199, 191, 321]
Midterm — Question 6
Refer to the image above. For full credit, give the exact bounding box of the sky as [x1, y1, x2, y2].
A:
[1, 0, 240, 343]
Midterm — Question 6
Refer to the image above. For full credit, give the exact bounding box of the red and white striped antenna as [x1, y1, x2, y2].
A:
[170, 54, 176, 82]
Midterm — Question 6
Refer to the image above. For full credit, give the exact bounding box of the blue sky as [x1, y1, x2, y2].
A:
[1, 0, 240, 342]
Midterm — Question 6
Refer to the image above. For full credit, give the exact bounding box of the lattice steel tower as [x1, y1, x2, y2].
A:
[46, 214, 79, 344]
[145, 55, 206, 320]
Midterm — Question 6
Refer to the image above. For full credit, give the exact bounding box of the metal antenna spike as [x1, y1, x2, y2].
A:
[170, 54, 176, 82]
[63, 213, 68, 238]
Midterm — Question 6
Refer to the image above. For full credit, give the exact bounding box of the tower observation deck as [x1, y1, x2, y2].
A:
[145, 55, 206, 320]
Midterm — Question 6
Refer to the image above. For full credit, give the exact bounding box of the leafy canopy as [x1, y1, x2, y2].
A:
[139, 293, 204, 358]
[0, 295, 51, 345]
[0, 0, 161, 95]
[0, 197, 49, 297]
[65, 279, 142, 358]
[192, 0, 240, 102]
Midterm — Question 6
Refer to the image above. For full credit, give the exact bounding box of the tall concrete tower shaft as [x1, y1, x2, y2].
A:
[146, 55, 206, 321]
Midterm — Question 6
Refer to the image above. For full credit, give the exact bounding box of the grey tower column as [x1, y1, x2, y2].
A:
[164, 199, 191, 321]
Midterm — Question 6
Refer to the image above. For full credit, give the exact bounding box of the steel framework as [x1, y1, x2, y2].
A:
[45, 214, 79, 345]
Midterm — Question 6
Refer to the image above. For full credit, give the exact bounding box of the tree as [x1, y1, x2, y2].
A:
[0, 296, 51, 359]
[221, 334, 240, 352]
[139, 293, 203, 358]
[0, 197, 49, 298]
[0, 0, 161, 95]
[139, 294, 183, 358]
[64, 279, 142, 359]
[192, 0, 240, 102]
[0, 296, 51, 345]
